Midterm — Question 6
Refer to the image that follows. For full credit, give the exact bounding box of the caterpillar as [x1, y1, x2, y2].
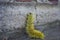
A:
[26, 13, 45, 40]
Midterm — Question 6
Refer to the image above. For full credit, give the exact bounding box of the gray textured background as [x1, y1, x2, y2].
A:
[0, 1, 60, 40]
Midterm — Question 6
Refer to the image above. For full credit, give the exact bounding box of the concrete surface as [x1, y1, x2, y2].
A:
[0, 2, 60, 40]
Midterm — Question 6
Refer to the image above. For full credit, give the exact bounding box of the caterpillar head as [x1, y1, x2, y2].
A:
[29, 13, 32, 15]
[27, 13, 32, 16]
[26, 13, 32, 19]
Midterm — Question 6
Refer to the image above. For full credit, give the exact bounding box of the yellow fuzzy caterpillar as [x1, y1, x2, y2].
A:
[26, 13, 45, 40]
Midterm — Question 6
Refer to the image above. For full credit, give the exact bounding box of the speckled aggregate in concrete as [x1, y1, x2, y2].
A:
[0, 2, 60, 40]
